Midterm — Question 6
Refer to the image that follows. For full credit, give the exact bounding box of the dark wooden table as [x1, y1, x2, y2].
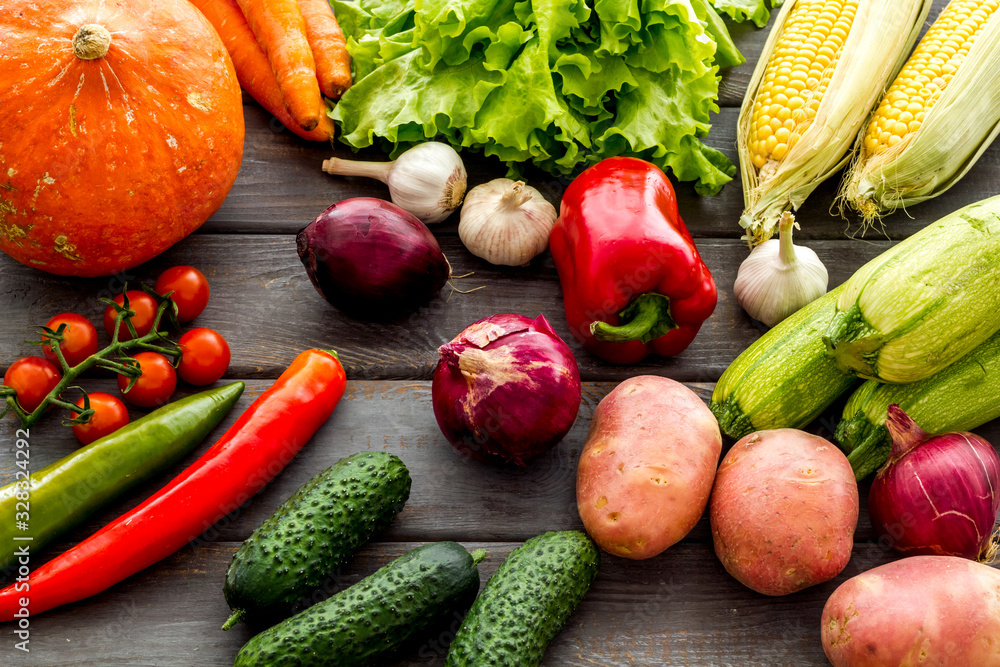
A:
[3, 2, 999, 664]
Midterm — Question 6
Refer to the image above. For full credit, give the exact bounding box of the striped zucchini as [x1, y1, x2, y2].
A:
[823, 195, 1000, 384]
[711, 284, 858, 439]
[837, 329, 1000, 480]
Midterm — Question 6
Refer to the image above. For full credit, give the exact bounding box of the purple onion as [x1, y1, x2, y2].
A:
[297, 197, 450, 319]
[869, 405, 1000, 560]
[432, 314, 582, 466]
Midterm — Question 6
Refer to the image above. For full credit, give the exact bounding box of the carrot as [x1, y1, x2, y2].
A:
[236, 0, 323, 131]
[298, 0, 353, 98]
[191, 0, 333, 141]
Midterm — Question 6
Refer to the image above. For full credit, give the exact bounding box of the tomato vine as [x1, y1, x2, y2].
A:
[0, 285, 183, 429]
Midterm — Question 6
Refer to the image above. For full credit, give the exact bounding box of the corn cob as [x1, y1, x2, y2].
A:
[738, 0, 932, 244]
[836, 329, 1000, 480]
[840, 0, 1000, 222]
[710, 283, 858, 440]
[823, 195, 1000, 384]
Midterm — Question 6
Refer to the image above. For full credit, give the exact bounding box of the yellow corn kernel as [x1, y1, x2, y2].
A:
[749, 0, 860, 176]
[862, 0, 1000, 155]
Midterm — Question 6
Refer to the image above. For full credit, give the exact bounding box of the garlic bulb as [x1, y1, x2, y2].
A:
[734, 212, 828, 327]
[459, 179, 557, 266]
[322, 142, 467, 224]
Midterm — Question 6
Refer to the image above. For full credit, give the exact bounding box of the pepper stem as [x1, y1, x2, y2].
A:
[590, 294, 677, 344]
[222, 609, 245, 631]
[470, 549, 487, 565]
[885, 404, 929, 461]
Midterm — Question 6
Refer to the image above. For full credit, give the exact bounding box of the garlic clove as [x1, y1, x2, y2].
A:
[734, 211, 828, 327]
[322, 142, 467, 224]
[459, 179, 557, 266]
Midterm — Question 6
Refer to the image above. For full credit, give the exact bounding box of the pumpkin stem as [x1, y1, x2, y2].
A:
[73, 24, 112, 61]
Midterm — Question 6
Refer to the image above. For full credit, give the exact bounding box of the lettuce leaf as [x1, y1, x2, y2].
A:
[332, 0, 749, 194]
[710, 0, 783, 28]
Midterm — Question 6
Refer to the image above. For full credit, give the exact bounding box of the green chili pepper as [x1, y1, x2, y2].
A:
[0, 382, 244, 572]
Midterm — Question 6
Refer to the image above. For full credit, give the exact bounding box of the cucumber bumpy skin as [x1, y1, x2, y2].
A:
[233, 542, 486, 667]
[445, 530, 600, 667]
[223, 451, 411, 628]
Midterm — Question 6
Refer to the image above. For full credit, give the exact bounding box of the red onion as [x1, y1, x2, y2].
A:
[432, 314, 582, 466]
[297, 197, 450, 319]
[869, 405, 1000, 560]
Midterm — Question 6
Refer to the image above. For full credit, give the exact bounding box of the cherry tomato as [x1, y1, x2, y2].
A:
[104, 290, 160, 341]
[71, 392, 130, 445]
[155, 266, 210, 322]
[42, 312, 99, 367]
[177, 328, 231, 385]
[117, 352, 177, 408]
[3, 357, 62, 413]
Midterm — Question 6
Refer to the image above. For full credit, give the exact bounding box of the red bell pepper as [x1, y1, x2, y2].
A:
[549, 157, 717, 365]
[0, 348, 346, 620]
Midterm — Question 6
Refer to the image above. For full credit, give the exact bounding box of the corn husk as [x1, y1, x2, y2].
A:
[839, 8, 1000, 225]
[738, 0, 933, 245]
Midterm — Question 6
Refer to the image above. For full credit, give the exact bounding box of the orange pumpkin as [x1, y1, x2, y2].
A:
[0, 0, 244, 277]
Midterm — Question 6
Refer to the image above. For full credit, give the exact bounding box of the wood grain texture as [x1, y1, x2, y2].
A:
[0, 1, 991, 664]
[203, 104, 1000, 241]
[0, 235, 887, 380]
[9, 378, 1000, 556]
[0, 378, 989, 665]
[8, 538, 900, 666]
[195, 0, 998, 242]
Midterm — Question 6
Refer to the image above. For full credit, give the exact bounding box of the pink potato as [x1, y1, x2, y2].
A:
[823, 556, 1000, 666]
[576, 376, 722, 559]
[710, 429, 858, 596]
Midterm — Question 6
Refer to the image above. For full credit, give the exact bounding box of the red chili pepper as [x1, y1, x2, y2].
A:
[0, 348, 346, 620]
[549, 157, 717, 365]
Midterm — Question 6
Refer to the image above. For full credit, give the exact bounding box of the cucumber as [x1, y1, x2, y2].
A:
[223, 451, 411, 628]
[233, 542, 486, 667]
[445, 531, 599, 667]
[710, 283, 858, 439]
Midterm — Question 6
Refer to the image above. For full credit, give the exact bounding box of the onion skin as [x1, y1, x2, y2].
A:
[296, 197, 450, 319]
[869, 405, 1000, 560]
[822, 556, 1000, 667]
[432, 314, 582, 466]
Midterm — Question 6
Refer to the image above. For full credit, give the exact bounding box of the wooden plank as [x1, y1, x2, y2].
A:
[207, 104, 1000, 241]
[0, 380, 649, 551]
[0, 235, 887, 381]
[13, 538, 899, 666]
[9, 378, 1000, 552]
[199, 0, 989, 243]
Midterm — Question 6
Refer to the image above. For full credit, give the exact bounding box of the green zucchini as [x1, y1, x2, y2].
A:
[445, 531, 599, 667]
[0, 382, 244, 573]
[223, 451, 411, 628]
[710, 284, 858, 440]
[233, 541, 486, 667]
[823, 195, 1000, 384]
[837, 329, 1000, 480]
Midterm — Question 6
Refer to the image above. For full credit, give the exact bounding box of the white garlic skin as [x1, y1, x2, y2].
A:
[734, 214, 828, 327]
[386, 142, 468, 224]
[459, 179, 557, 266]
